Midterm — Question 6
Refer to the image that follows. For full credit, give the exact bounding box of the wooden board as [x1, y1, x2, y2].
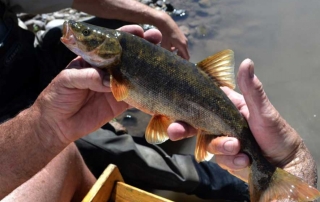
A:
[82, 164, 173, 202]
[111, 181, 173, 202]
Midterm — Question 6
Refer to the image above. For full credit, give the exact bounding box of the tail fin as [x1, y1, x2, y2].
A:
[249, 167, 320, 202]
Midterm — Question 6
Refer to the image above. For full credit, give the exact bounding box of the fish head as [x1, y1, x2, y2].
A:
[61, 20, 122, 68]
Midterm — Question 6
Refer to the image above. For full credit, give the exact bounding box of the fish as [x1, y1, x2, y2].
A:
[60, 20, 320, 202]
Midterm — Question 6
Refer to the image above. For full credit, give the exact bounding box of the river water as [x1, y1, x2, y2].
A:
[116, 0, 320, 199]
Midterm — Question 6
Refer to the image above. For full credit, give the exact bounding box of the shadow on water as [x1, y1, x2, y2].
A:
[117, 0, 320, 199]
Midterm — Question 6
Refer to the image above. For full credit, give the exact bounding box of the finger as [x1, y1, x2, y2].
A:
[59, 68, 110, 92]
[177, 45, 190, 60]
[237, 59, 272, 116]
[144, 29, 162, 44]
[207, 137, 241, 155]
[160, 39, 171, 52]
[117, 25, 144, 38]
[215, 153, 250, 170]
[167, 121, 197, 141]
[66, 56, 91, 68]
[221, 87, 246, 110]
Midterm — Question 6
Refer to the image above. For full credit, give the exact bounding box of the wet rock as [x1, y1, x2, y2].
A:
[172, 9, 187, 18]
[24, 19, 46, 28]
[196, 9, 208, 17]
[53, 12, 66, 19]
[45, 19, 65, 30]
[68, 9, 78, 14]
[207, 7, 220, 16]
[179, 25, 190, 36]
[109, 119, 128, 135]
[141, 0, 153, 4]
[156, 0, 163, 7]
[165, 3, 175, 12]
[127, 108, 140, 112]
[41, 13, 54, 21]
[188, 20, 201, 28]
[199, 0, 212, 8]
[210, 14, 222, 25]
[122, 114, 138, 127]
[17, 13, 36, 21]
[194, 24, 209, 38]
[142, 24, 156, 30]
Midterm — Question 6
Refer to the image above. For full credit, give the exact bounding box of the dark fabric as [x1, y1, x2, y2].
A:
[0, 3, 39, 121]
[75, 125, 249, 201]
[193, 159, 249, 201]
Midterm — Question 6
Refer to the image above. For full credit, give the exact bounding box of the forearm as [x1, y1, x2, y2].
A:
[0, 105, 66, 199]
[284, 140, 318, 188]
[72, 0, 170, 28]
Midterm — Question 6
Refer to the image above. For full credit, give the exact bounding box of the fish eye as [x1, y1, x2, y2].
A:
[82, 29, 91, 36]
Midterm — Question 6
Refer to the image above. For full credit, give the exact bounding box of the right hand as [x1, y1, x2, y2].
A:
[32, 25, 162, 145]
[168, 59, 311, 183]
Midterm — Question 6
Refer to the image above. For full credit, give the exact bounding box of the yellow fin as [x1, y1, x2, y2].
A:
[194, 130, 214, 162]
[250, 167, 320, 202]
[196, 49, 235, 89]
[145, 115, 170, 144]
[110, 75, 129, 101]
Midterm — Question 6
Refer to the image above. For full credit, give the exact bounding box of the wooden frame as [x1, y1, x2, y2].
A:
[82, 164, 173, 202]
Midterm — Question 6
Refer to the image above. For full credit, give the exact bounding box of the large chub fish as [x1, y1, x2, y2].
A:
[61, 20, 320, 201]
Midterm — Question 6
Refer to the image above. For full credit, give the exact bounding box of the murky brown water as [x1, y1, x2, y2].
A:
[117, 0, 320, 199]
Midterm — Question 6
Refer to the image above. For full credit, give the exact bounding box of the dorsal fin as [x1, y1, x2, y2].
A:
[196, 49, 235, 89]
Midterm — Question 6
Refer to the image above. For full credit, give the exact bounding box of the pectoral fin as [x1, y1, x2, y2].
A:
[145, 115, 171, 144]
[195, 130, 215, 162]
[110, 74, 129, 101]
[196, 49, 235, 89]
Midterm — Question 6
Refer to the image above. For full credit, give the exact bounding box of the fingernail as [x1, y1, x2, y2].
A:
[248, 60, 254, 79]
[234, 156, 247, 166]
[172, 135, 184, 141]
[223, 140, 235, 153]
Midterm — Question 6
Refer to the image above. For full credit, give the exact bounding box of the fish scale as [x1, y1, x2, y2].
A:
[118, 36, 239, 135]
[61, 20, 320, 202]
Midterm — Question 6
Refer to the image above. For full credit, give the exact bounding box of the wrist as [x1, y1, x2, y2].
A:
[284, 140, 318, 187]
[26, 104, 67, 154]
[151, 11, 172, 30]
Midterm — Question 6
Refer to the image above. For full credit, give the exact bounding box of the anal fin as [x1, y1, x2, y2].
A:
[145, 115, 171, 144]
[195, 130, 215, 162]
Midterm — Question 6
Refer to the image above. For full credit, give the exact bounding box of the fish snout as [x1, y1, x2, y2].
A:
[61, 21, 76, 45]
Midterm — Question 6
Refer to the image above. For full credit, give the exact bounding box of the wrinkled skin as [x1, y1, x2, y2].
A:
[168, 59, 317, 187]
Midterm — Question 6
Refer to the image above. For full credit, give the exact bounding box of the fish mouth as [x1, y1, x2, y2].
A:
[60, 21, 76, 45]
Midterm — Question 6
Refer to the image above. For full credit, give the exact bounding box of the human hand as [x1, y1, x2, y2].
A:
[156, 12, 190, 60]
[33, 25, 162, 145]
[168, 59, 316, 185]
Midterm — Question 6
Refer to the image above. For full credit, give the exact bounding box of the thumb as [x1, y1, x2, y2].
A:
[237, 59, 277, 124]
[236, 59, 290, 155]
